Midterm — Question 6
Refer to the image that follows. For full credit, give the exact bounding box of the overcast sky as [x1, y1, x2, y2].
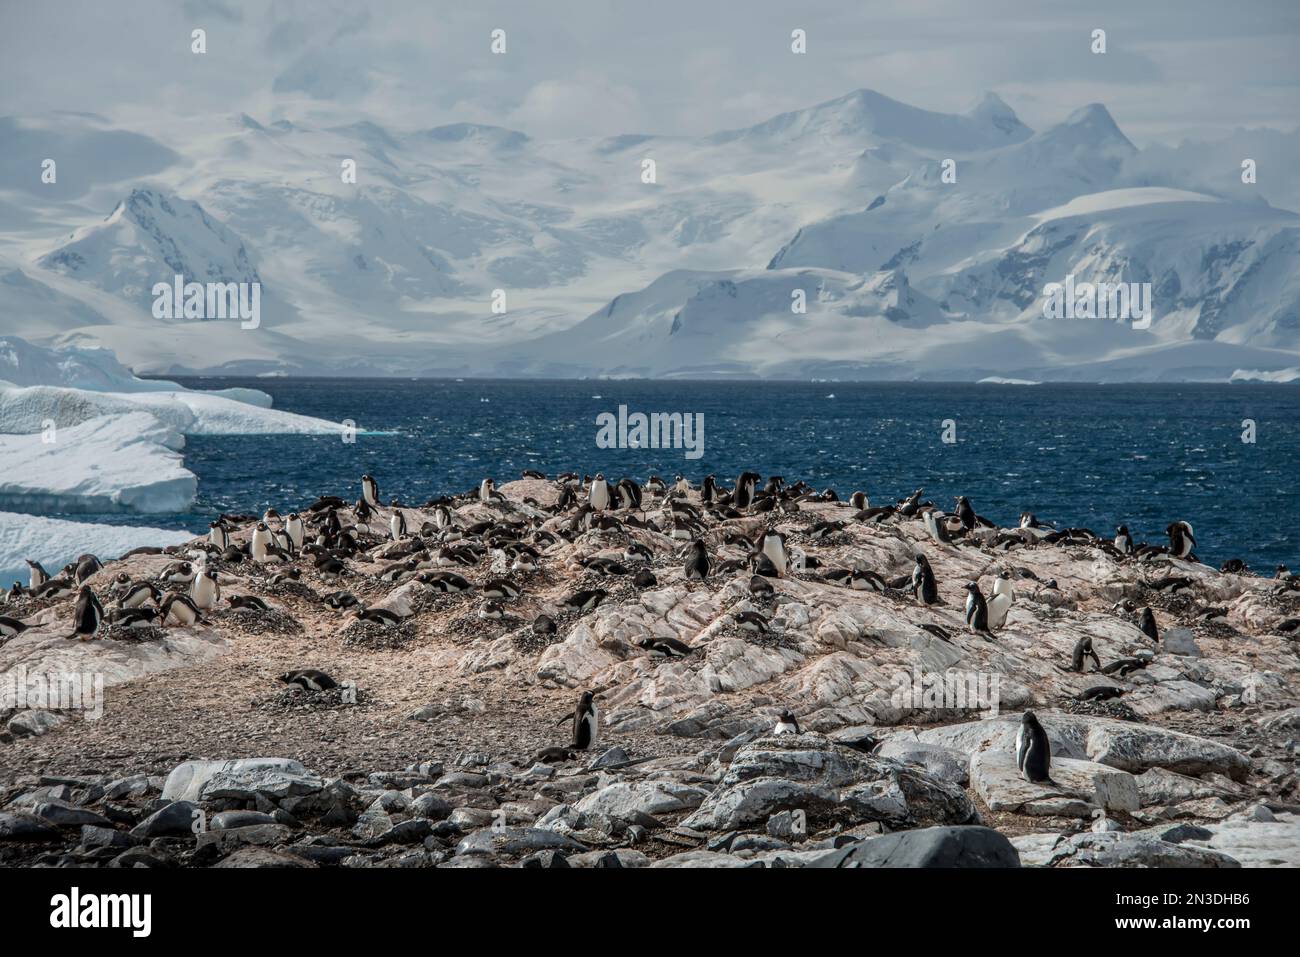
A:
[1, 0, 1297, 145]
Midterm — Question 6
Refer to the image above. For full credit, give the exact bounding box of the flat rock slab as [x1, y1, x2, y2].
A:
[681, 732, 975, 832]
[812, 826, 1021, 868]
[909, 713, 1249, 781]
[163, 758, 307, 802]
[971, 751, 1131, 818]
[575, 780, 710, 823]
[1012, 831, 1241, 868]
[456, 826, 587, 858]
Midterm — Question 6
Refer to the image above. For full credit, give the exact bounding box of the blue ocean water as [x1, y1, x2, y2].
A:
[89, 379, 1300, 570]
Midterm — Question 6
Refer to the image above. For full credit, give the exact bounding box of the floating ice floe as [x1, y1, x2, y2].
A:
[0, 509, 195, 588]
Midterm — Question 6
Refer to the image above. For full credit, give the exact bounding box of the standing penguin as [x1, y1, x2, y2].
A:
[684, 538, 710, 581]
[756, 530, 788, 578]
[250, 522, 277, 563]
[987, 571, 1014, 629]
[1138, 607, 1160, 642]
[285, 513, 305, 551]
[67, 586, 104, 641]
[1016, 711, 1053, 783]
[955, 495, 976, 532]
[361, 474, 380, 509]
[1071, 636, 1102, 672]
[1114, 525, 1132, 555]
[734, 471, 760, 510]
[570, 691, 600, 751]
[588, 474, 612, 512]
[26, 560, 50, 591]
[479, 477, 497, 503]
[191, 568, 220, 610]
[390, 508, 407, 541]
[912, 554, 939, 605]
[965, 581, 993, 637]
[773, 709, 800, 735]
[209, 521, 230, 550]
[1167, 521, 1196, 559]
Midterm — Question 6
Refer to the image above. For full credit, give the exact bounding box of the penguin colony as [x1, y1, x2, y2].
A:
[1, 473, 1288, 777]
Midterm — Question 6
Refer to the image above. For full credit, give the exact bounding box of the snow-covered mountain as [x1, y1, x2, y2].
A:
[0, 90, 1297, 380]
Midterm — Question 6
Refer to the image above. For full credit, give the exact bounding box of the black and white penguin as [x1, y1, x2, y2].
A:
[533, 614, 557, 638]
[734, 471, 761, 510]
[361, 474, 380, 508]
[1167, 521, 1196, 560]
[26, 559, 50, 591]
[633, 568, 658, 588]
[285, 513, 305, 551]
[479, 477, 499, 503]
[987, 571, 1014, 629]
[684, 539, 710, 581]
[733, 611, 770, 634]
[588, 473, 612, 512]
[774, 709, 800, 735]
[1138, 606, 1160, 642]
[849, 491, 869, 510]
[325, 590, 361, 609]
[571, 691, 600, 750]
[912, 554, 939, 605]
[190, 568, 220, 610]
[355, 605, 404, 626]
[159, 560, 195, 584]
[636, 636, 693, 658]
[0, 615, 30, 638]
[228, 594, 270, 611]
[249, 523, 277, 563]
[564, 589, 607, 614]
[624, 541, 652, 564]
[160, 593, 202, 627]
[756, 530, 788, 578]
[965, 581, 992, 637]
[209, 521, 230, 550]
[280, 669, 338, 692]
[74, 554, 103, 583]
[1114, 525, 1132, 555]
[955, 495, 976, 532]
[1071, 636, 1102, 672]
[700, 474, 718, 504]
[1016, 711, 1053, 783]
[119, 580, 161, 609]
[67, 586, 104, 640]
[390, 508, 408, 542]
[481, 578, 522, 600]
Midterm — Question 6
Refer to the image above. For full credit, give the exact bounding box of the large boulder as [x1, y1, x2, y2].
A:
[811, 826, 1021, 868]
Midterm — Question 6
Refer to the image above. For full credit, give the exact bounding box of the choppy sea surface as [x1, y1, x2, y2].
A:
[83, 379, 1300, 570]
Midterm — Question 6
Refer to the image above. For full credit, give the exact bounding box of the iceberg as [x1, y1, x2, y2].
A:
[0, 412, 196, 514]
[0, 510, 195, 588]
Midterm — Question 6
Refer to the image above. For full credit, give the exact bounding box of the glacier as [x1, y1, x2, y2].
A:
[0, 510, 194, 590]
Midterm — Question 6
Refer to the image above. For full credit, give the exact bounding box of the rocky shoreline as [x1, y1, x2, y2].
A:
[1, 475, 1298, 868]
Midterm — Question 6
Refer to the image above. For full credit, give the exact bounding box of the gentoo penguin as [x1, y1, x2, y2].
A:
[774, 709, 800, 735]
[26, 559, 50, 591]
[684, 539, 710, 581]
[481, 578, 521, 600]
[1167, 521, 1196, 560]
[570, 691, 600, 751]
[250, 523, 277, 563]
[733, 611, 770, 634]
[479, 600, 507, 621]
[390, 509, 407, 541]
[1071, 636, 1102, 672]
[159, 560, 195, 584]
[0, 615, 30, 638]
[987, 571, 1014, 629]
[209, 521, 230, 550]
[912, 554, 939, 605]
[955, 495, 976, 532]
[633, 568, 658, 588]
[849, 491, 869, 510]
[190, 568, 220, 610]
[749, 575, 775, 601]
[160, 593, 202, 627]
[637, 636, 693, 658]
[756, 530, 788, 577]
[361, 474, 380, 508]
[119, 580, 161, 609]
[325, 590, 361, 609]
[355, 605, 404, 626]
[624, 541, 652, 563]
[479, 478, 497, 503]
[965, 582, 993, 637]
[1016, 711, 1053, 783]
[279, 669, 338, 692]
[734, 471, 761, 510]
[533, 614, 558, 638]
[673, 474, 691, 495]
[228, 594, 270, 611]
[285, 513, 305, 551]
[1114, 525, 1132, 555]
[74, 554, 103, 583]
[588, 473, 612, 512]
[564, 589, 607, 614]
[1138, 607, 1160, 642]
[67, 586, 104, 640]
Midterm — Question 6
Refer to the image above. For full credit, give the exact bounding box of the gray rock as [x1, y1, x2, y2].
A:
[0, 811, 61, 842]
[574, 780, 709, 823]
[213, 847, 317, 868]
[651, 849, 763, 868]
[456, 826, 587, 857]
[131, 801, 198, 838]
[211, 810, 277, 830]
[874, 736, 970, 786]
[79, 825, 141, 849]
[1014, 832, 1241, 868]
[195, 823, 292, 852]
[162, 758, 307, 802]
[682, 733, 975, 832]
[31, 801, 113, 829]
[409, 792, 453, 821]
[199, 766, 325, 802]
[587, 747, 630, 770]
[6, 709, 67, 738]
[812, 826, 1021, 868]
